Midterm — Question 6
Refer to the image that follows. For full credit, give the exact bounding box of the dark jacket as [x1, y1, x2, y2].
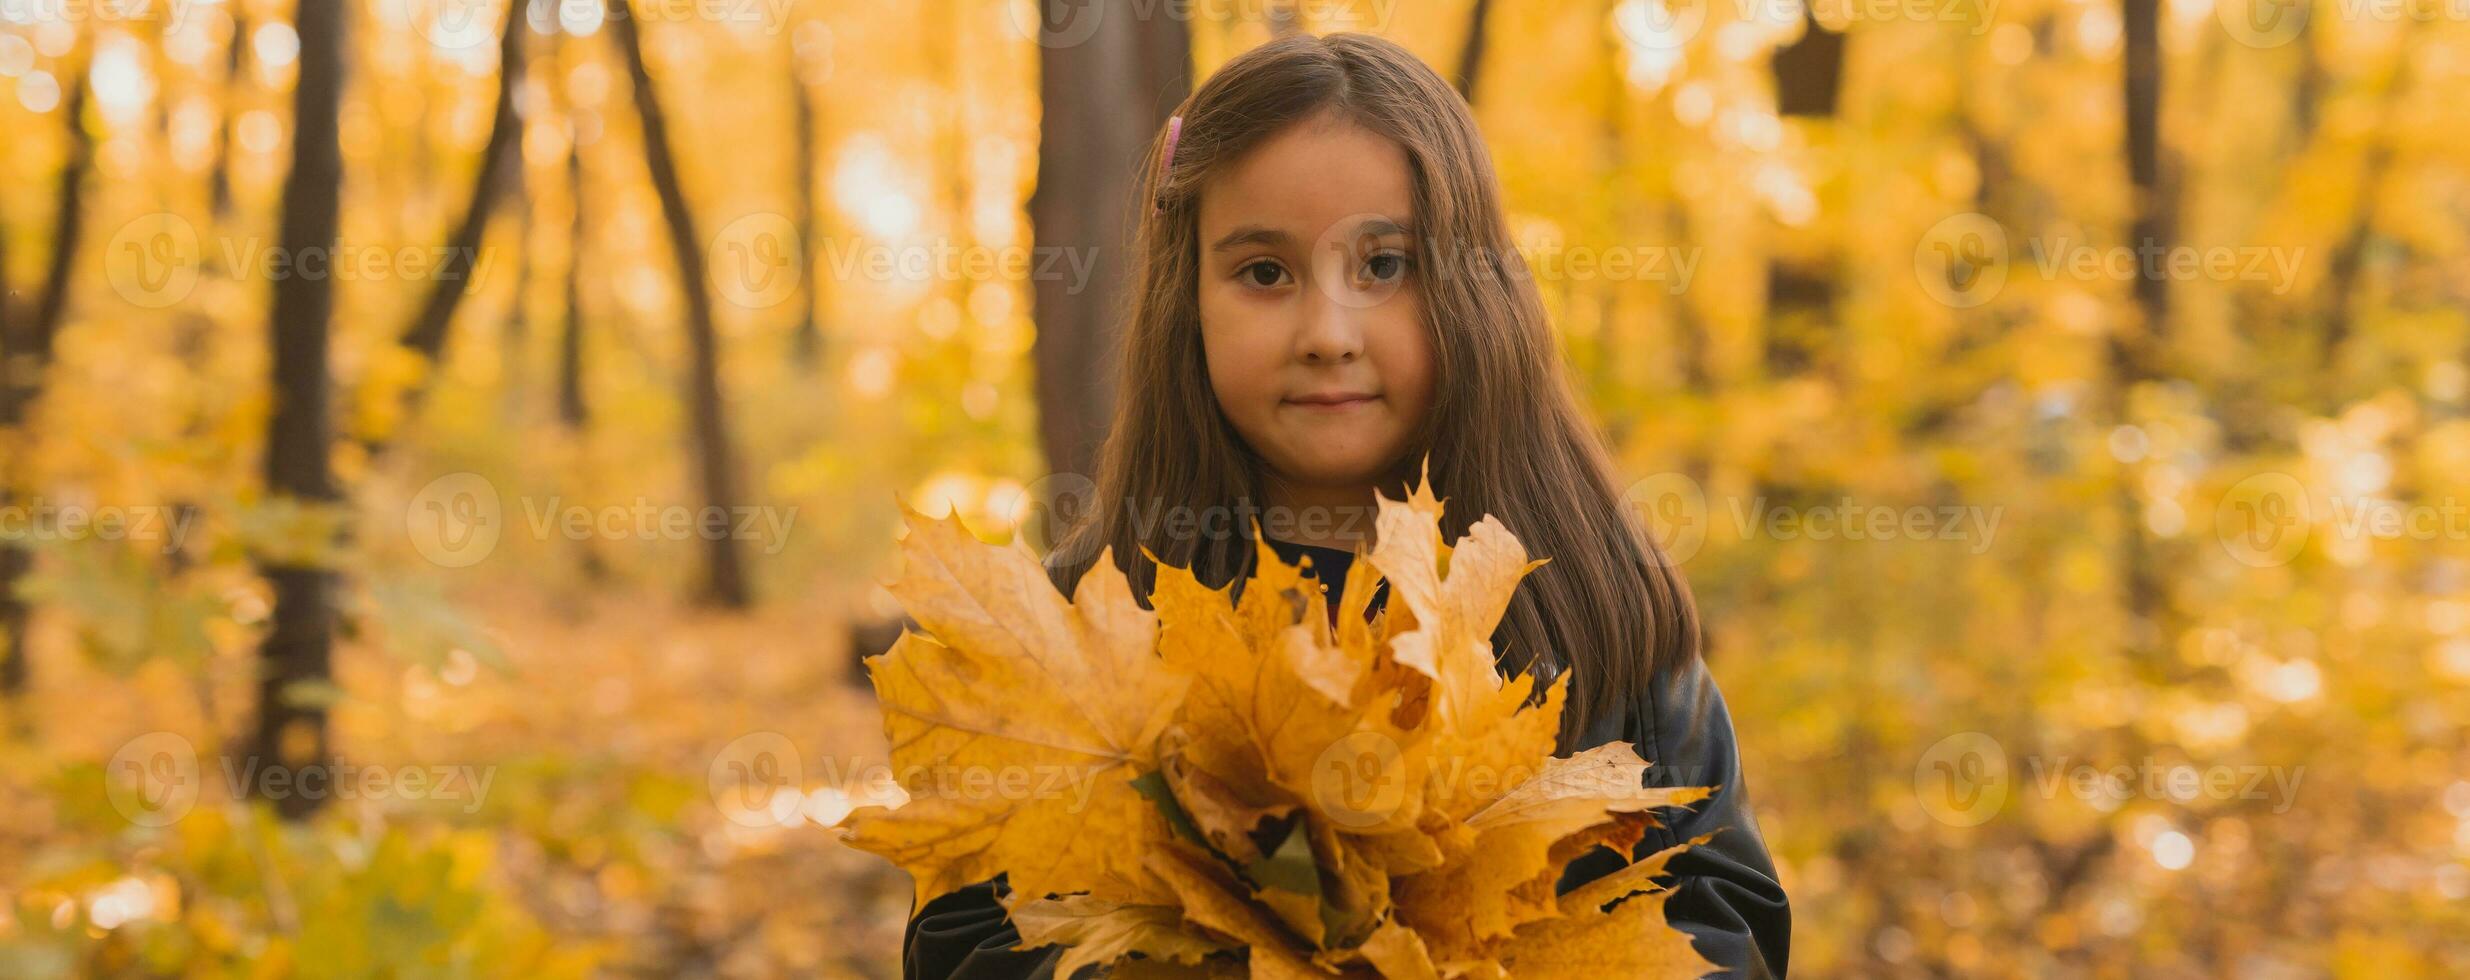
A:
[901, 539, 1790, 978]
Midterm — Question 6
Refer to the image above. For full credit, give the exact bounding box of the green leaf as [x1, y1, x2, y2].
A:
[1129, 770, 1210, 850]
[1244, 818, 1321, 896]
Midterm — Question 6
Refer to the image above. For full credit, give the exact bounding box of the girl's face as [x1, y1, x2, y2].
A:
[1197, 111, 1436, 497]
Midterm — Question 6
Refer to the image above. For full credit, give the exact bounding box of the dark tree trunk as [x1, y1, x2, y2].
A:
[0, 62, 92, 697]
[1029, 0, 1190, 481]
[1454, 0, 1493, 102]
[2122, 0, 2169, 368]
[1771, 7, 1845, 118]
[560, 132, 590, 431]
[1592, 10, 1627, 442]
[609, 0, 752, 608]
[789, 41, 824, 370]
[373, 0, 528, 456]
[211, 10, 248, 220]
[503, 166, 532, 391]
[559, 123, 607, 583]
[1764, 6, 1843, 378]
[2115, 0, 2171, 657]
[2319, 49, 2413, 372]
[249, 0, 348, 820]
[1, 193, 11, 702]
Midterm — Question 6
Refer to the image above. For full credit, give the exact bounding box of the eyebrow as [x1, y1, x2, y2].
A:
[1207, 217, 1416, 253]
[1209, 226, 1293, 253]
[1353, 218, 1414, 240]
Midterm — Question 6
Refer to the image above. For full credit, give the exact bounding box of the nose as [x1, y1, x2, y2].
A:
[1294, 283, 1365, 364]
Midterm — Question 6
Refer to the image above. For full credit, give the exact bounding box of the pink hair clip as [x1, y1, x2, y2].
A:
[1153, 115, 1184, 216]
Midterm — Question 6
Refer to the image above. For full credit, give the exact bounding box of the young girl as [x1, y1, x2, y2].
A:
[906, 32, 1789, 979]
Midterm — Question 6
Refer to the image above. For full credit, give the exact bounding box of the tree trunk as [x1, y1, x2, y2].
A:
[789, 38, 824, 370]
[2122, 0, 2168, 368]
[0, 60, 93, 697]
[1771, 7, 1845, 118]
[2319, 46, 2414, 373]
[211, 10, 248, 220]
[372, 0, 528, 457]
[609, 0, 751, 608]
[560, 115, 609, 582]
[2115, 0, 2170, 657]
[502, 166, 532, 398]
[1029, 0, 1190, 481]
[560, 131, 590, 431]
[1763, 6, 1843, 378]
[1454, 0, 1493, 102]
[249, 0, 348, 820]
[0, 192, 13, 707]
[0, 198, 16, 698]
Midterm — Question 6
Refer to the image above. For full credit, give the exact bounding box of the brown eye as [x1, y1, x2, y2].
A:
[1240, 260, 1290, 288]
[1362, 251, 1410, 284]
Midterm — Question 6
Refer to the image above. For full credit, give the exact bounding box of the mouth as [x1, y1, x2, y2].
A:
[1283, 392, 1381, 411]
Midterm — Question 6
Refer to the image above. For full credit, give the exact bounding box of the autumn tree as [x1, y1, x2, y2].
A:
[607, 0, 752, 607]
[369, 0, 530, 457]
[0, 53, 91, 699]
[249, 0, 349, 819]
[1028, 0, 1191, 481]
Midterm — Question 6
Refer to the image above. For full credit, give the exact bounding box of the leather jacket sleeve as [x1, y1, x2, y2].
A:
[1559, 655, 1794, 978]
[902, 874, 1065, 980]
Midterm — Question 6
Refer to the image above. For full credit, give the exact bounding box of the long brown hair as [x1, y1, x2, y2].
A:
[1044, 32, 1699, 749]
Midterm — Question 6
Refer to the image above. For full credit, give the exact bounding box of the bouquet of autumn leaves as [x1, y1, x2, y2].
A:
[842, 478, 1718, 979]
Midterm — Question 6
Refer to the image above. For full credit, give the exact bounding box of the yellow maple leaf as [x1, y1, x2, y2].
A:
[840, 504, 1192, 908]
[1010, 893, 1232, 979]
